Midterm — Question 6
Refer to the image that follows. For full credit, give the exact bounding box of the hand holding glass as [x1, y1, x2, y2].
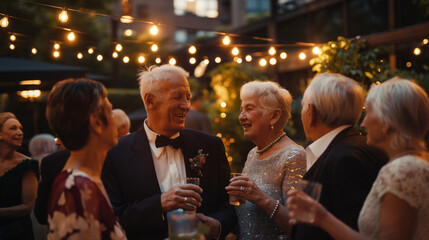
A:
[229, 173, 247, 206]
[292, 179, 322, 223]
[183, 177, 200, 215]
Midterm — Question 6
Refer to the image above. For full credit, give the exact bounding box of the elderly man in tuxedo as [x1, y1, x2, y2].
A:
[102, 64, 236, 240]
[293, 73, 388, 240]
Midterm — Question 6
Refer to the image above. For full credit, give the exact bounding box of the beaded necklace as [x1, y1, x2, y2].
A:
[256, 132, 286, 154]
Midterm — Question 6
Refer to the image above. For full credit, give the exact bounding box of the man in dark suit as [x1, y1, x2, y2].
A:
[293, 73, 388, 240]
[102, 64, 236, 240]
[185, 92, 212, 134]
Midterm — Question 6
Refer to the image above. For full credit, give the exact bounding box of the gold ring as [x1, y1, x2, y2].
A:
[184, 197, 188, 203]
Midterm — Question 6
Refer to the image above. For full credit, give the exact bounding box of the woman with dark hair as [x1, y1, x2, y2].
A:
[46, 79, 126, 239]
[0, 112, 39, 239]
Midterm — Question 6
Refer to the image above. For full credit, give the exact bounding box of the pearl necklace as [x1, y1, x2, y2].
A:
[256, 132, 286, 154]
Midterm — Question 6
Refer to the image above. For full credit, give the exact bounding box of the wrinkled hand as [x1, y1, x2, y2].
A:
[225, 175, 266, 205]
[196, 213, 220, 240]
[286, 189, 324, 226]
[161, 184, 203, 213]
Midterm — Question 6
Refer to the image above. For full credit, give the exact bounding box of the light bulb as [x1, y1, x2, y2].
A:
[215, 57, 221, 63]
[259, 58, 267, 67]
[299, 52, 306, 60]
[115, 43, 123, 52]
[280, 52, 287, 59]
[31, 48, 37, 54]
[169, 58, 176, 65]
[155, 57, 161, 64]
[53, 50, 60, 58]
[151, 44, 158, 52]
[88, 48, 94, 54]
[245, 55, 252, 62]
[59, 9, 69, 23]
[138, 56, 145, 63]
[222, 36, 231, 45]
[124, 29, 133, 37]
[268, 47, 276, 55]
[149, 25, 159, 35]
[231, 47, 239, 56]
[97, 55, 103, 61]
[10, 35, 16, 41]
[112, 52, 119, 58]
[414, 47, 421, 56]
[189, 57, 196, 64]
[77, 52, 83, 59]
[123, 56, 130, 63]
[67, 32, 75, 41]
[1, 16, 9, 28]
[188, 45, 197, 54]
[54, 43, 60, 50]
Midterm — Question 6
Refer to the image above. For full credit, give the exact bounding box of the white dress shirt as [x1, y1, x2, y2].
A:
[144, 121, 187, 193]
[306, 125, 351, 170]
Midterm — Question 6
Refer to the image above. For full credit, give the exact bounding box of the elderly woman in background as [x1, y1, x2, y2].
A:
[46, 79, 126, 239]
[0, 112, 39, 240]
[29, 134, 57, 163]
[112, 108, 131, 138]
[226, 80, 306, 239]
[288, 77, 429, 240]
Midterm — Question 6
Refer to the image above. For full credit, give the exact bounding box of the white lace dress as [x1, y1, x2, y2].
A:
[358, 154, 429, 240]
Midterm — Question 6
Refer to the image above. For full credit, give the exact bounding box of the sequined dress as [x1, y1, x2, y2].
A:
[236, 145, 306, 240]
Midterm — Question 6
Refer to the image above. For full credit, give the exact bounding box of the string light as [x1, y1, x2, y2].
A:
[169, 57, 176, 65]
[10, 35, 16, 41]
[259, 58, 267, 67]
[312, 46, 321, 55]
[215, 57, 221, 63]
[423, 39, 428, 45]
[138, 56, 145, 63]
[88, 47, 94, 54]
[112, 52, 119, 58]
[54, 43, 60, 50]
[58, 9, 69, 23]
[235, 57, 242, 64]
[149, 25, 159, 36]
[151, 43, 158, 52]
[53, 50, 60, 58]
[231, 47, 239, 56]
[67, 32, 76, 41]
[188, 45, 197, 54]
[414, 47, 421, 55]
[115, 43, 123, 52]
[1, 16, 9, 28]
[299, 52, 306, 60]
[31, 48, 37, 54]
[123, 56, 130, 63]
[406, 62, 412, 68]
[155, 57, 161, 64]
[9, 44, 15, 50]
[222, 35, 231, 45]
[268, 47, 276, 55]
[124, 29, 133, 37]
[269, 57, 277, 65]
[280, 52, 287, 59]
[189, 57, 196, 64]
[245, 55, 252, 62]
[77, 52, 83, 59]
[220, 102, 226, 108]
[97, 54, 103, 61]
[120, 15, 133, 23]
[203, 59, 209, 64]
[220, 112, 226, 118]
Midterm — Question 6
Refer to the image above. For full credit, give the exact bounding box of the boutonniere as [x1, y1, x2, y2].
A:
[189, 149, 208, 177]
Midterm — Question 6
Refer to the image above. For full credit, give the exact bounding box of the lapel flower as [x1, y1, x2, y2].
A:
[189, 149, 208, 177]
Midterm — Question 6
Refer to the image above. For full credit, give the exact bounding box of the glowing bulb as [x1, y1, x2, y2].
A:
[124, 29, 133, 37]
[31, 48, 37, 54]
[220, 102, 226, 108]
[312, 46, 321, 55]
[112, 52, 118, 58]
[9, 44, 15, 50]
[54, 43, 60, 50]
[1, 16, 9, 28]
[59, 9, 69, 23]
[189, 57, 196, 64]
[414, 47, 421, 55]
[245, 55, 252, 62]
[280, 52, 287, 59]
[215, 57, 221, 63]
[220, 112, 226, 118]
[149, 25, 159, 35]
[406, 62, 412, 68]
[259, 58, 267, 67]
[10, 35, 16, 41]
[231, 47, 239, 56]
[236, 58, 242, 64]
[188, 45, 197, 54]
[299, 52, 306, 60]
[155, 57, 161, 64]
[67, 32, 75, 41]
[151, 44, 158, 52]
[203, 59, 209, 65]
[169, 58, 176, 65]
[138, 56, 145, 63]
[53, 50, 60, 58]
[268, 47, 276, 55]
[77, 52, 83, 59]
[269, 58, 277, 65]
[123, 56, 130, 63]
[88, 48, 94, 54]
[97, 55, 103, 61]
[423, 39, 428, 45]
[115, 43, 123, 52]
[222, 36, 231, 45]
[120, 15, 134, 23]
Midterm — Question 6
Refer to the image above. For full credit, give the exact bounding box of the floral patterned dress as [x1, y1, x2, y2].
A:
[47, 169, 126, 240]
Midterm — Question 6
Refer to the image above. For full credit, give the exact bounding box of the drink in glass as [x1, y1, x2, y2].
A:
[229, 173, 247, 206]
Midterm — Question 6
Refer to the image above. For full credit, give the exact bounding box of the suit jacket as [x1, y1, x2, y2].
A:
[293, 127, 388, 240]
[102, 127, 236, 240]
[34, 150, 70, 224]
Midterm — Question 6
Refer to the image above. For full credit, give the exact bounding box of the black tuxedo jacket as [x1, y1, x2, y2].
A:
[293, 127, 388, 240]
[102, 127, 236, 240]
[34, 150, 70, 224]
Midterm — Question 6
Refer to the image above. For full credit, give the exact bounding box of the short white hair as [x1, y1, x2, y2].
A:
[304, 73, 364, 127]
[29, 133, 57, 161]
[138, 64, 189, 110]
[366, 77, 429, 151]
[112, 109, 130, 132]
[240, 80, 293, 127]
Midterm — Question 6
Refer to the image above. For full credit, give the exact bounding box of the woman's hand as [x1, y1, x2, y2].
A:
[286, 189, 326, 226]
[225, 175, 267, 206]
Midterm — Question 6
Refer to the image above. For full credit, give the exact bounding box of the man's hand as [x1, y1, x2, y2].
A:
[196, 213, 221, 240]
[161, 184, 203, 213]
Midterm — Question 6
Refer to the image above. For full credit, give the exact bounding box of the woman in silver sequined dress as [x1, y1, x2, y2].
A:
[226, 80, 306, 239]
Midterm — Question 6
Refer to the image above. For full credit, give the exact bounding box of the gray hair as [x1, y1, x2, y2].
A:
[29, 133, 57, 161]
[366, 77, 429, 151]
[138, 64, 189, 110]
[112, 109, 130, 132]
[240, 80, 293, 128]
[303, 73, 364, 127]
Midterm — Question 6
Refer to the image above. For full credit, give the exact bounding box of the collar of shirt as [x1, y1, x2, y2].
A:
[306, 125, 351, 170]
[144, 120, 180, 158]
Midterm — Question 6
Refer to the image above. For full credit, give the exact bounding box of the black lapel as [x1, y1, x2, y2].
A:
[181, 130, 197, 178]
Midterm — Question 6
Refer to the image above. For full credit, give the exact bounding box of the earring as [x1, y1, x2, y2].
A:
[270, 125, 274, 130]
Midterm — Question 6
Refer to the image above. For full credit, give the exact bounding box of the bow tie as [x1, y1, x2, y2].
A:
[155, 135, 184, 149]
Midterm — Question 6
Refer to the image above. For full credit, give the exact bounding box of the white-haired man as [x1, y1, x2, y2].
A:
[293, 73, 388, 240]
[102, 65, 236, 239]
[112, 108, 131, 138]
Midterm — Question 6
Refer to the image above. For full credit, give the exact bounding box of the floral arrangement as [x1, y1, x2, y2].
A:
[189, 149, 208, 177]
